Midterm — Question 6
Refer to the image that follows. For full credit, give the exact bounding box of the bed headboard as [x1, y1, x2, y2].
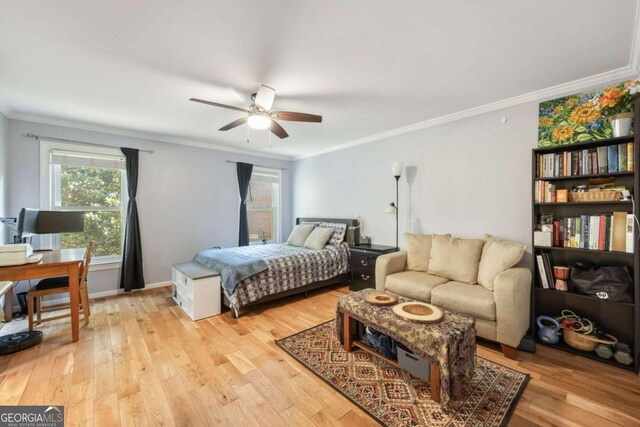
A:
[296, 217, 360, 245]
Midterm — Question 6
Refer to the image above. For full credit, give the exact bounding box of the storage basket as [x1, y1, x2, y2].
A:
[568, 191, 620, 202]
[563, 329, 617, 352]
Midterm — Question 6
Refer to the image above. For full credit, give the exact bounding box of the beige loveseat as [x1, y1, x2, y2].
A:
[375, 233, 531, 359]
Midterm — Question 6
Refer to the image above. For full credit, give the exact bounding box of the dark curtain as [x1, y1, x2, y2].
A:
[120, 148, 145, 291]
[237, 162, 253, 246]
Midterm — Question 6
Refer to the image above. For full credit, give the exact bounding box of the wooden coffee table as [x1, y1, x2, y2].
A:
[336, 289, 476, 407]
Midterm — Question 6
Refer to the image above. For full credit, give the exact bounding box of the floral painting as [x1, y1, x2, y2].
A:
[538, 79, 640, 147]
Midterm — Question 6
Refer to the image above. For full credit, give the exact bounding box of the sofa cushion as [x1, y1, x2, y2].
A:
[477, 235, 527, 291]
[385, 271, 449, 302]
[427, 235, 485, 284]
[404, 233, 432, 272]
[431, 281, 496, 321]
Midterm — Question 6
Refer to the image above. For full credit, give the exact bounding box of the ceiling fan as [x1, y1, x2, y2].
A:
[190, 85, 322, 139]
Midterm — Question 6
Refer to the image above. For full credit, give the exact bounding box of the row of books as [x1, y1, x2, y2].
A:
[536, 143, 634, 178]
[534, 181, 562, 203]
[543, 212, 635, 252]
[535, 252, 555, 289]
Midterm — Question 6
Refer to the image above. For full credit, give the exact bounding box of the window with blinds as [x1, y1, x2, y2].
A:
[48, 148, 127, 259]
[247, 168, 281, 244]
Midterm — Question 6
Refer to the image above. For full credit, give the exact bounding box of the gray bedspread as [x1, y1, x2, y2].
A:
[193, 246, 268, 294]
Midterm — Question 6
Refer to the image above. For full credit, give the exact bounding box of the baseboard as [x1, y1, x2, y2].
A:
[10, 281, 172, 313]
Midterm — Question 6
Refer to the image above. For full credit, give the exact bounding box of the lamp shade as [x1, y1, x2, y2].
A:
[385, 203, 397, 214]
[392, 162, 404, 177]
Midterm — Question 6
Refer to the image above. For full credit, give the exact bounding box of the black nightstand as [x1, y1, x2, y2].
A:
[349, 244, 399, 291]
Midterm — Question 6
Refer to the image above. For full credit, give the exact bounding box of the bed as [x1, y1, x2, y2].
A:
[194, 218, 359, 317]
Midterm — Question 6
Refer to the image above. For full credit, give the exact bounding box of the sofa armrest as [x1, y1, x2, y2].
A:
[494, 268, 532, 348]
[375, 251, 407, 291]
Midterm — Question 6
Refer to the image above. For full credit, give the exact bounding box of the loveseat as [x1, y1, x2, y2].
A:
[375, 233, 531, 359]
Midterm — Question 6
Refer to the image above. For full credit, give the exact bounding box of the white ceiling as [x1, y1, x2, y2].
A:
[1, 0, 638, 159]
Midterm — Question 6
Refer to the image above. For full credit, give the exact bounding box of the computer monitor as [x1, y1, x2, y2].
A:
[16, 208, 40, 242]
[11, 208, 85, 243]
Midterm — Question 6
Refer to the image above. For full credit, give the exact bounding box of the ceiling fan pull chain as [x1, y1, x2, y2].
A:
[246, 123, 250, 144]
[269, 128, 272, 148]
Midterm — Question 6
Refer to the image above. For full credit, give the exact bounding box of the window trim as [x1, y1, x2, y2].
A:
[247, 166, 282, 244]
[39, 140, 127, 263]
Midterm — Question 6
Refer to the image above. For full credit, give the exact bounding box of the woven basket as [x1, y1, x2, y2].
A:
[568, 191, 620, 202]
[563, 329, 617, 351]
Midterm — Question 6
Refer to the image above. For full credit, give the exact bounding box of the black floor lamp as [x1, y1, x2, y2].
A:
[385, 162, 403, 249]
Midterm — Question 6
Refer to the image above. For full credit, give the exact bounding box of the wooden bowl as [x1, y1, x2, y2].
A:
[365, 292, 398, 306]
[392, 302, 443, 324]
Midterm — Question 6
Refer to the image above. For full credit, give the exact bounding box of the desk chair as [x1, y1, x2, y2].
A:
[28, 241, 94, 331]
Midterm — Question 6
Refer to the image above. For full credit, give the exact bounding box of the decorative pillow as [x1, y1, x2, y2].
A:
[477, 235, 527, 291]
[286, 224, 316, 247]
[303, 227, 334, 250]
[318, 222, 347, 245]
[404, 233, 433, 272]
[427, 235, 485, 284]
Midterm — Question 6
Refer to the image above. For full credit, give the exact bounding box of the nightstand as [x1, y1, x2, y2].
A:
[349, 244, 399, 291]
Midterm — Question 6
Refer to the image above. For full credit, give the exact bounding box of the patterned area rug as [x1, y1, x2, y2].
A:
[276, 321, 528, 427]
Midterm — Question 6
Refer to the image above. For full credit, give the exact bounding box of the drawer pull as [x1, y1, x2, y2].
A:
[360, 259, 369, 267]
[361, 274, 370, 281]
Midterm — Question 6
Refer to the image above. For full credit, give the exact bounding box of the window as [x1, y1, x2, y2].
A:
[247, 167, 281, 244]
[41, 141, 127, 262]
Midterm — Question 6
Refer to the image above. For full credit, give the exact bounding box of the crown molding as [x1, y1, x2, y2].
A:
[6, 112, 294, 161]
[295, 64, 640, 160]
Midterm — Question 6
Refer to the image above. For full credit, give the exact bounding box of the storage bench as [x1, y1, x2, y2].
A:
[171, 262, 221, 320]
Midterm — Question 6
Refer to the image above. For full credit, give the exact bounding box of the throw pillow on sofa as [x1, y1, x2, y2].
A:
[427, 235, 484, 284]
[477, 234, 527, 291]
[404, 233, 433, 272]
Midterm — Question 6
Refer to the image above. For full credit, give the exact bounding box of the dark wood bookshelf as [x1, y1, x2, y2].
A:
[531, 99, 640, 372]
[536, 339, 636, 372]
[533, 135, 634, 154]
[533, 245, 633, 256]
[534, 201, 632, 206]
[534, 171, 634, 182]
[534, 287, 634, 307]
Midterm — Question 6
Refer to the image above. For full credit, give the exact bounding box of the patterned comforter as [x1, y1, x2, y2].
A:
[223, 243, 350, 313]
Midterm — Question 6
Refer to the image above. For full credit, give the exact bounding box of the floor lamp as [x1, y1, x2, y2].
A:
[385, 162, 403, 249]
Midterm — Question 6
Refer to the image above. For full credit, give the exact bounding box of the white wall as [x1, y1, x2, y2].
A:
[292, 102, 539, 252]
[0, 113, 8, 244]
[6, 119, 293, 298]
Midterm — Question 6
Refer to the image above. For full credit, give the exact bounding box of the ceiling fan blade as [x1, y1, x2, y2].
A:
[254, 85, 276, 110]
[190, 98, 249, 113]
[219, 116, 248, 131]
[271, 111, 322, 123]
[270, 120, 289, 139]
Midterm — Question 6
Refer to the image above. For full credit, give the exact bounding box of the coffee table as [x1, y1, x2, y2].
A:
[336, 289, 476, 407]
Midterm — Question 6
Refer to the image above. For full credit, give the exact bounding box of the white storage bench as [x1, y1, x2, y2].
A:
[171, 262, 221, 320]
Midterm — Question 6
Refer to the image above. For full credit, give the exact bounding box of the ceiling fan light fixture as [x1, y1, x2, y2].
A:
[247, 113, 271, 130]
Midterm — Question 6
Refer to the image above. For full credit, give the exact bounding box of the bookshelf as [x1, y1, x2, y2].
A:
[531, 101, 640, 372]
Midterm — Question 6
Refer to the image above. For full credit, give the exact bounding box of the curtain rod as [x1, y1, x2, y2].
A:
[24, 133, 154, 154]
[226, 160, 286, 170]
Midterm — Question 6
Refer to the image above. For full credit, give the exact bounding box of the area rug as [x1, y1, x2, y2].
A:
[276, 321, 528, 427]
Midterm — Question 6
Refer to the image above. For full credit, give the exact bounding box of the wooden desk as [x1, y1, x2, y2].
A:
[0, 249, 85, 342]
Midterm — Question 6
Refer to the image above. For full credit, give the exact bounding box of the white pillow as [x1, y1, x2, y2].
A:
[287, 224, 316, 247]
[304, 227, 334, 250]
[318, 222, 347, 245]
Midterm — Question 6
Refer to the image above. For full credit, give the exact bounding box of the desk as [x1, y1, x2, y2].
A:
[0, 249, 85, 342]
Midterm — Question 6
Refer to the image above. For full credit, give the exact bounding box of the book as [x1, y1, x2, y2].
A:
[597, 146, 607, 174]
[604, 215, 612, 252]
[612, 211, 627, 252]
[553, 220, 560, 246]
[591, 150, 598, 175]
[628, 142, 634, 172]
[582, 215, 589, 249]
[598, 215, 606, 251]
[571, 151, 579, 176]
[618, 143, 628, 172]
[607, 145, 618, 173]
[590, 215, 599, 250]
[542, 253, 555, 289]
[536, 254, 549, 288]
[626, 214, 635, 253]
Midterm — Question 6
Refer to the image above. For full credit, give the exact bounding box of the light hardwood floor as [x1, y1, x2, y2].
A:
[1, 285, 639, 426]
